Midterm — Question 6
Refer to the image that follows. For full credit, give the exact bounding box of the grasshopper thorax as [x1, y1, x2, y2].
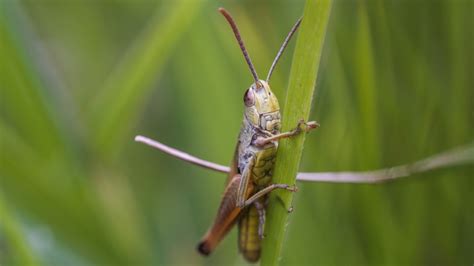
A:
[243, 80, 281, 134]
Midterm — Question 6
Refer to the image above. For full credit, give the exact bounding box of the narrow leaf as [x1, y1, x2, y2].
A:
[260, 0, 333, 265]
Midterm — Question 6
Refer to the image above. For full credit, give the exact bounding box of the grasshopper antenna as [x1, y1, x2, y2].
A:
[266, 17, 302, 82]
[218, 8, 259, 84]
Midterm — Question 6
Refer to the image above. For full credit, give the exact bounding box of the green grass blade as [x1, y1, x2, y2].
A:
[0, 6, 63, 156]
[88, 1, 205, 158]
[0, 121, 124, 264]
[260, 0, 333, 265]
[0, 195, 40, 266]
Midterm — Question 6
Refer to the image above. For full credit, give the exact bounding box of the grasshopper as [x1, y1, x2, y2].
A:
[134, 6, 474, 264]
[193, 8, 317, 262]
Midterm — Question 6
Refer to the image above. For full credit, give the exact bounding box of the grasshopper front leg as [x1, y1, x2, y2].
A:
[255, 119, 319, 147]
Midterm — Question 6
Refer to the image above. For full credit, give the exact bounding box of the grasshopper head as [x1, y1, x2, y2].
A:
[218, 8, 300, 135]
[243, 80, 281, 133]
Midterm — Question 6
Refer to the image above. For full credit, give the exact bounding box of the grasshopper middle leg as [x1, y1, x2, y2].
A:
[242, 183, 297, 208]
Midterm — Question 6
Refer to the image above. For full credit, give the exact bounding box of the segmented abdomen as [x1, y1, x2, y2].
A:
[251, 145, 277, 187]
[238, 204, 261, 262]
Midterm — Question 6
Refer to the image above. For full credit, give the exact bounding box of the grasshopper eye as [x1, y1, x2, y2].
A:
[243, 89, 255, 107]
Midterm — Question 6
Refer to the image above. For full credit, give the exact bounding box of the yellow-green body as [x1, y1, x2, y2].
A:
[197, 8, 305, 263]
[236, 80, 281, 261]
[197, 79, 313, 262]
[197, 80, 283, 262]
[235, 80, 281, 201]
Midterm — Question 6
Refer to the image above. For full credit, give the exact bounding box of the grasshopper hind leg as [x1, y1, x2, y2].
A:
[197, 242, 211, 256]
[197, 174, 247, 256]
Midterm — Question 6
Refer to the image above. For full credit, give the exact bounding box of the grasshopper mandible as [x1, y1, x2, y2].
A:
[195, 8, 318, 262]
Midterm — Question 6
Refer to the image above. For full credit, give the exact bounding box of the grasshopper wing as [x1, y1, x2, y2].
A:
[197, 174, 254, 256]
[225, 141, 241, 186]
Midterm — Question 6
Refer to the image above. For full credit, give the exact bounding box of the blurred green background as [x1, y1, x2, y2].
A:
[1, 0, 473, 265]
